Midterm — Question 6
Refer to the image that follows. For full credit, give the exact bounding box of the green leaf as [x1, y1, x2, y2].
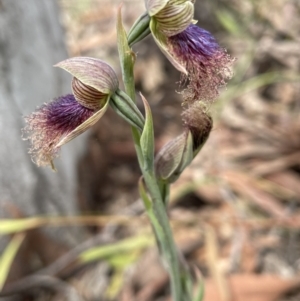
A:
[0, 218, 41, 234]
[105, 268, 124, 299]
[0, 215, 132, 234]
[0, 233, 26, 290]
[105, 250, 142, 299]
[140, 94, 155, 172]
[79, 235, 153, 264]
[106, 250, 141, 268]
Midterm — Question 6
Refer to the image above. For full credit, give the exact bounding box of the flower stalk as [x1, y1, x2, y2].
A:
[117, 7, 188, 301]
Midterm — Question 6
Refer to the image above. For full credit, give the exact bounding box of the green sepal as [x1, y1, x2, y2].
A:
[128, 12, 151, 46]
[117, 6, 136, 101]
[110, 89, 145, 131]
[140, 94, 155, 172]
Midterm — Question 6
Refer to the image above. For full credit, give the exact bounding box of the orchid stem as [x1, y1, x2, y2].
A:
[117, 9, 185, 301]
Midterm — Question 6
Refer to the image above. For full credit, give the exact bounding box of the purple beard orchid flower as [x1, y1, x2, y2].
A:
[169, 24, 234, 103]
[23, 57, 119, 169]
[145, 0, 234, 103]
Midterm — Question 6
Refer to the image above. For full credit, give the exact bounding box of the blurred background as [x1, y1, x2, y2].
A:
[0, 0, 300, 300]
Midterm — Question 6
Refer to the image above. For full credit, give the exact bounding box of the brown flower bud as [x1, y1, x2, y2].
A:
[155, 102, 212, 183]
[181, 102, 213, 154]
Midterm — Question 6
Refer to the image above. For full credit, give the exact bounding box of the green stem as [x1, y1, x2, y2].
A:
[126, 54, 184, 301]
[123, 60, 183, 298]
[117, 11, 184, 300]
[143, 172, 183, 300]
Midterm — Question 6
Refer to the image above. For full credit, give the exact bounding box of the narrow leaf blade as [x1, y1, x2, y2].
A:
[140, 94, 155, 171]
[0, 233, 26, 290]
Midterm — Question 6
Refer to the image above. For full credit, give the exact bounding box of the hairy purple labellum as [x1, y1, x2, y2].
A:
[169, 24, 234, 103]
[23, 94, 94, 167]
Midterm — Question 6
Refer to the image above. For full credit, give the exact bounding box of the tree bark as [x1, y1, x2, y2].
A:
[0, 0, 83, 239]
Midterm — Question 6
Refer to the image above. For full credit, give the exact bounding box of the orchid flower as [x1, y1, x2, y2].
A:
[129, 0, 234, 103]
[23, 57, 119, 168]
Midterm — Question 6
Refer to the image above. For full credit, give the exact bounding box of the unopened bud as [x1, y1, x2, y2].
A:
[110, 89, 145, 131]
[155, 130, 193, 183]
[181, 102, 213, 154]
[128, 12, 151, 46]
[155, 102, 212, 183]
